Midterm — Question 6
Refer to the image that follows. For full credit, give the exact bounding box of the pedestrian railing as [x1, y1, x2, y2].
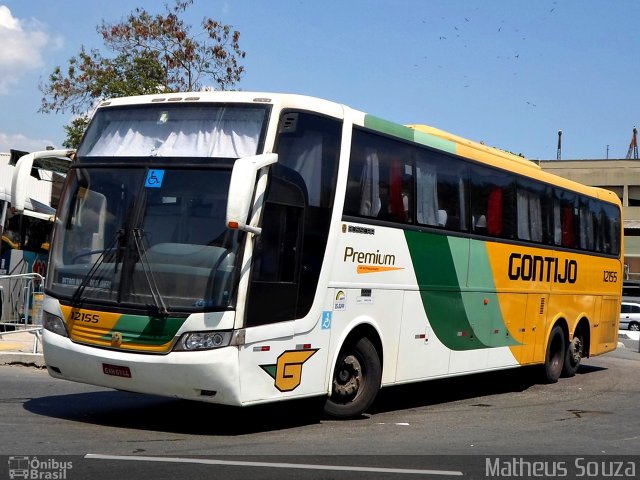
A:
[0, 273, 45, 353]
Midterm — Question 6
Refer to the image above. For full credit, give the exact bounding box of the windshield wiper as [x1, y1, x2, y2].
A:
[70, 229, 124, 307]
[132, 228, 169, 317]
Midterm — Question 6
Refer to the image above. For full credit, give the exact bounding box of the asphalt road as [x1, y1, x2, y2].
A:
[0, 348, 638, 480]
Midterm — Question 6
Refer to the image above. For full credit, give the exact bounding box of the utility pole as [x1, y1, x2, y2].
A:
[557, 130, 562, 160]
[626, 127, 639, 159]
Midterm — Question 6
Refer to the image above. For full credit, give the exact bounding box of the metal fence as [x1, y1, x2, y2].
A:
[0, 273, 44, 353]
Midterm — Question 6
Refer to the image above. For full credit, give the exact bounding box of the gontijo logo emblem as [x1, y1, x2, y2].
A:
[343, 246, 404, 274]
[260, 349, 318, 392]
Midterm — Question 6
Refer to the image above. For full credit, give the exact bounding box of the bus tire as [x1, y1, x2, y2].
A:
[542, 325, 565, 383]
[324, 337, 381, 419]
[562, 332, 583, 378]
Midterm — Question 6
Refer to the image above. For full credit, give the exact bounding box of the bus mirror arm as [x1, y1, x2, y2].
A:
[226, 153, 278, 235]
[11, 149, 75, 213]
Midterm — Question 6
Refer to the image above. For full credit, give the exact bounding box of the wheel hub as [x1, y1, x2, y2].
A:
[568, 337, 582, 364]
[333, 355, 362, 400]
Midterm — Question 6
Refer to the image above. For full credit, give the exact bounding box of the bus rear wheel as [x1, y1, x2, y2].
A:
[542, 325, 565, 383]
[324, 337, 381, 419]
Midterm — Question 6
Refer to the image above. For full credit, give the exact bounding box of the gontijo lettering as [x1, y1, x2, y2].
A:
[508, 252, 577, 284]
[343, 246, 396, 265]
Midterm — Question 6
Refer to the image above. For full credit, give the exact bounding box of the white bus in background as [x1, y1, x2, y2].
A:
[1, 150, 72, 324]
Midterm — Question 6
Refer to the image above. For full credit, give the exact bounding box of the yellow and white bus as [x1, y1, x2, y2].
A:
[17, 92, 622, 418]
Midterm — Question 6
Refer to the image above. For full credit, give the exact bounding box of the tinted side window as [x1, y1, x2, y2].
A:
[601, 202, 621, 256]
[516, 178, 552, 244]
[345, 129, 413, 224]
[553, 189, 578, 248]
[415, 151, 468, 231]
[469, 164, 516, 239]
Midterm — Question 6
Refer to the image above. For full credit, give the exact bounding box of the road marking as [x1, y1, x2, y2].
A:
[85, 454, 463, 476]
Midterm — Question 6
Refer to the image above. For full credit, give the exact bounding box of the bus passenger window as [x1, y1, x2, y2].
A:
[469, 165, 515, 238]
[516, 179, 548, 243]
[414, 153, 467, 230]
[554, 189, 578, 248]
[487, 187, 503, 236]
[344, 130, 413, 225]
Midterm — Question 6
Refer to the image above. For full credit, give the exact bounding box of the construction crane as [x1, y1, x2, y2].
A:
[627, 127, 639, 159]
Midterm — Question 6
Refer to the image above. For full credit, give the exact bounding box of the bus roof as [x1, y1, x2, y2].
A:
[406, 124, 539, 170]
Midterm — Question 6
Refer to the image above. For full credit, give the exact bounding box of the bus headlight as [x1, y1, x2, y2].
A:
[174, 331, 232, 351]
[43, 312, 69, 338]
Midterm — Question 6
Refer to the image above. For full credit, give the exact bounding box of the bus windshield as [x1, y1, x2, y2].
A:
[77, 103, 268, 158]
[47, 102, 271, 314]
[47, 165, 242, 313]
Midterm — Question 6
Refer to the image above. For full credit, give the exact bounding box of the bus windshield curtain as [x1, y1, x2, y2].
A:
[83, 114, 262, 158]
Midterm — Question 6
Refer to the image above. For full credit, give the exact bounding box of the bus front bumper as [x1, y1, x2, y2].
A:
[42, 329, 242, 406]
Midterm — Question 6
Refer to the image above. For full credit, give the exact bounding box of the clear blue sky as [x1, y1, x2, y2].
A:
[1, 0, 639, 160]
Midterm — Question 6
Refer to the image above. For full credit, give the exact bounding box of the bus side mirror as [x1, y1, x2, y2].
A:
[11, 149, 74, 213]
[226, 153, 278, 235]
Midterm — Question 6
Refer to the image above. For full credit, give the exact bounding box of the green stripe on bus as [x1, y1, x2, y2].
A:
[412, 130, 457, 153]
[101, 315, 186, 345]
[464, 239, 518, 347]
[364, 115, 415, 141]
[364, 115, 458, 153]
[404, 230, 488, 350]
[404, 231, 518, 350]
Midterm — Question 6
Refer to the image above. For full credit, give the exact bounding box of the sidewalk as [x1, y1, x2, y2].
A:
[0, 328, 46, 367]
[618, 330, 640, 341]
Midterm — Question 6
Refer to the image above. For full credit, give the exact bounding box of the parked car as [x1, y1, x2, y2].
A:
[620, 302, 640, 331]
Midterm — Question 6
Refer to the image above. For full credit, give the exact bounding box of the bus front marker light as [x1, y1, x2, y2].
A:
[43, 312, 69, 338]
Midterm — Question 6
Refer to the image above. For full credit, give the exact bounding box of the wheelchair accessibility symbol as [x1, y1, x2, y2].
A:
[321, 311, 332, 330]
[145, 169, 165, 188]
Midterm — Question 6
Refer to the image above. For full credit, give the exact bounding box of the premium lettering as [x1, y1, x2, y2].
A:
[343, 246, 396, 266]
[508, 253, 577, 284]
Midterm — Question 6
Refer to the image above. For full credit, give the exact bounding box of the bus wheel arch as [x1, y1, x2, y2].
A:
[542, 320, 567, 383]
[562, 318, 589, 378]
[324, 324, 383, 419]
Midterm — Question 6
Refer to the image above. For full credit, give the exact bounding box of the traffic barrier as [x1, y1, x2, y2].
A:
[0, 273, 44, 353]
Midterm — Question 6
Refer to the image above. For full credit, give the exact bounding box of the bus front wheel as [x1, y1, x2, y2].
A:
[324, 337, 381, 419]
[542, 325, 566, 383]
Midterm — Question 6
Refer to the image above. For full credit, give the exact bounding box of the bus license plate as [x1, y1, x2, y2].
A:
[102, 363, 132, 378]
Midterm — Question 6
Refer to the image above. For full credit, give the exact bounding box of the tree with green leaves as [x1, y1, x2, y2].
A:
[40, 0, 245, 148]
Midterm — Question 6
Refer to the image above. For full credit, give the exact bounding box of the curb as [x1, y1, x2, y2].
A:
[0, 352, 46, 368]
